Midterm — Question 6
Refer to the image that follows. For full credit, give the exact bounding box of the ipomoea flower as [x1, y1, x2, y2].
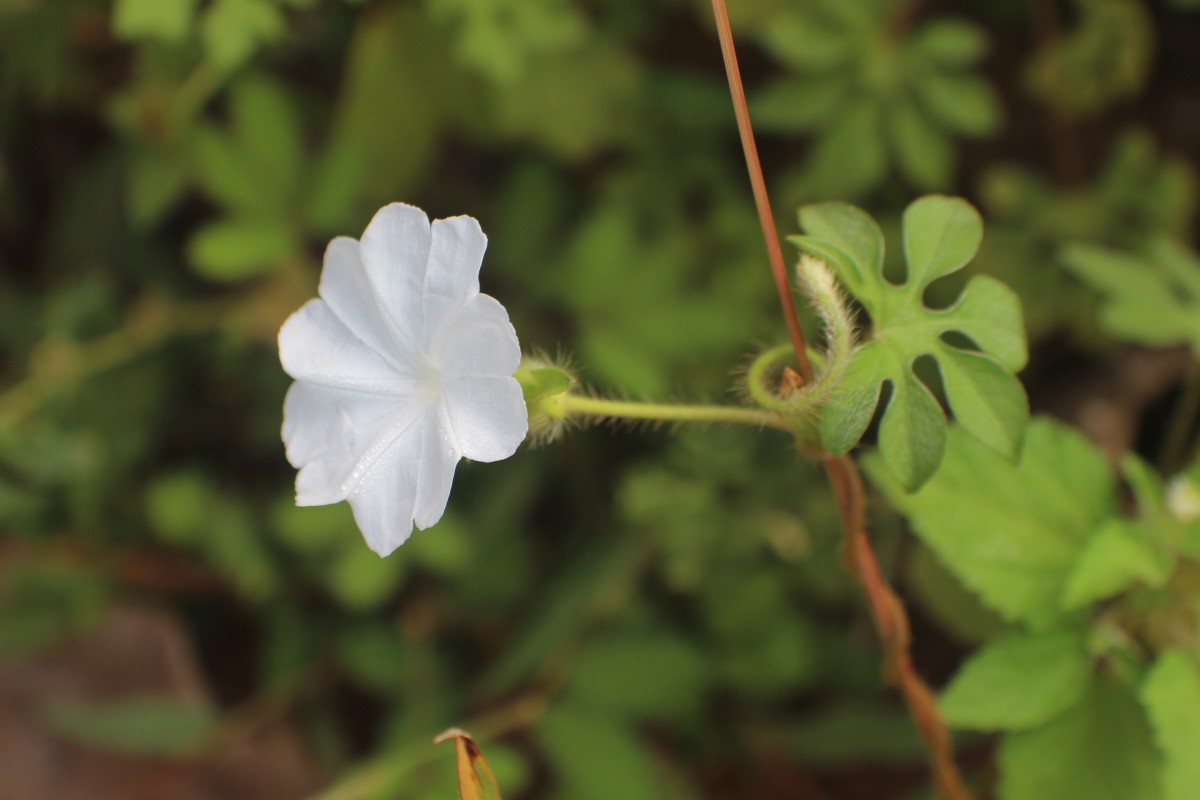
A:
[279, 203, 528, 556]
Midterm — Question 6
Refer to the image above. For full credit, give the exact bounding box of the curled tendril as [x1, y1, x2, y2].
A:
[746, 256, 858, 431]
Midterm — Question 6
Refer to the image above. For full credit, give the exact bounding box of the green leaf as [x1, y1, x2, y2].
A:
[146, 470, 217, 543]
[187, 218, 296, 281]
[787, 704, 925, 765]
[271, 499, 354, 554]
[877, 365, 948, 490]
[760, 13, 852, 71]
[559, 202, 749, 396]
[886, 102, 952, 191]
[751, 77, 850, 134]
[1123, 453, 1166, 516]
[481, 536, 641, 696]
[44, 698, 216, 757]
[327, 5, 446, 198]
[428, 0, 587, 85]
[192, 126, 261, 214]
[1060, 239, 1200, 351]
[566, 629, 710, 722]
[488, 41, 639, 160]
[936, 347, 1029, 458]
[335, 623, 409, 695]
[905, 543, 1007, 645]
[201, 0, 285, 72]
[326, 541, 406, 611]
[113, 0, 199, 42]
[794, 196, 1029, 489]
[127, 147, 190, 229]
[940, 628, 1091, 731]
[915, 73, 1002, 136]
[227, 76, 304, 203]
[800, 102, 887, 199]
[794, 201, 883, 304]
[537, 706, 661, 800]
[191, 77, 304, 216]
[867, 418, 1117, 624]
[819, 340, 886, 455]
[910, 20, 989, 66]
[0, 565, 110, 657]
[1025, 0, 1153, 117]
[903, 195, 983, 288]
[1141, 651, 1200, 800]
[304, 142, 365, 234]
[699, 569, 822, 698]
[999, 675, 1161, 800]
[1061, 519, 1170, 610]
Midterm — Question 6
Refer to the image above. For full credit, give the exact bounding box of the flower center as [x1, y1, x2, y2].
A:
[418, 362, 443, 406]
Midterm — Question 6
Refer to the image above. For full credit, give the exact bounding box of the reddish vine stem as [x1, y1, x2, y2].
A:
[709, 2, 970, 796]
[825, 456, 971, 800]
[710, 0, 814, 385]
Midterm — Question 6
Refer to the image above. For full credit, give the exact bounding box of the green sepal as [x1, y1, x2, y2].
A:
[517, 366, 573, 405]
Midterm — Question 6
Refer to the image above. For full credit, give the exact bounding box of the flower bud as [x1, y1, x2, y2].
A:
[514, 355, 576, 444]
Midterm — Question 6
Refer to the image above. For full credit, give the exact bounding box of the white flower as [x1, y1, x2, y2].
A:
[278, 203, 528, 556]
[1167, 474, 1200, 522]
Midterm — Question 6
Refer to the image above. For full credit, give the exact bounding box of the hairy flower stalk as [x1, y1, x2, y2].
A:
[514, 357, 793, 438]
[519, 257, 858, 441]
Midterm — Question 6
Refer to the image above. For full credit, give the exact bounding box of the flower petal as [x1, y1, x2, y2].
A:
[435, 294, 522, 378]
[358, 203, 433, 347]
[318, 236, 411, 366]
[283, 381, 426, 506]
[439, 375, 528, 462]
[345, 409, 443, 556]
[280, 299, 421, 392]
[422, 216, 486, 345]
[413, 422, 460, 530]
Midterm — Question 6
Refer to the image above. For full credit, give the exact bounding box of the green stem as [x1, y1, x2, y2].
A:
[561, 394, 791, 431]
[0, 297, 224, 429]
[1160, 361, 1200, 474]
[175, 61, 223, 120]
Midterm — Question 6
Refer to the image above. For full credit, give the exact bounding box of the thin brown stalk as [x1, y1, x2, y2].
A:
[825, 456, 971, 800]
[709, 2, 971, 796]
[710, 0, 814, 385]
[1032, 0, 1086, 186]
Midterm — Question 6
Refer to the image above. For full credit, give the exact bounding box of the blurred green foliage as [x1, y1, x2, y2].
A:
[1, 0, 1199, 798]
[751, 0, 1001, 197]
[874, 417, 1200, 799]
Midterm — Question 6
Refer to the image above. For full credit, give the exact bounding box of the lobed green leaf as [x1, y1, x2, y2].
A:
[795, 195, 1028, 489]
[867, 418, 1116, 624]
